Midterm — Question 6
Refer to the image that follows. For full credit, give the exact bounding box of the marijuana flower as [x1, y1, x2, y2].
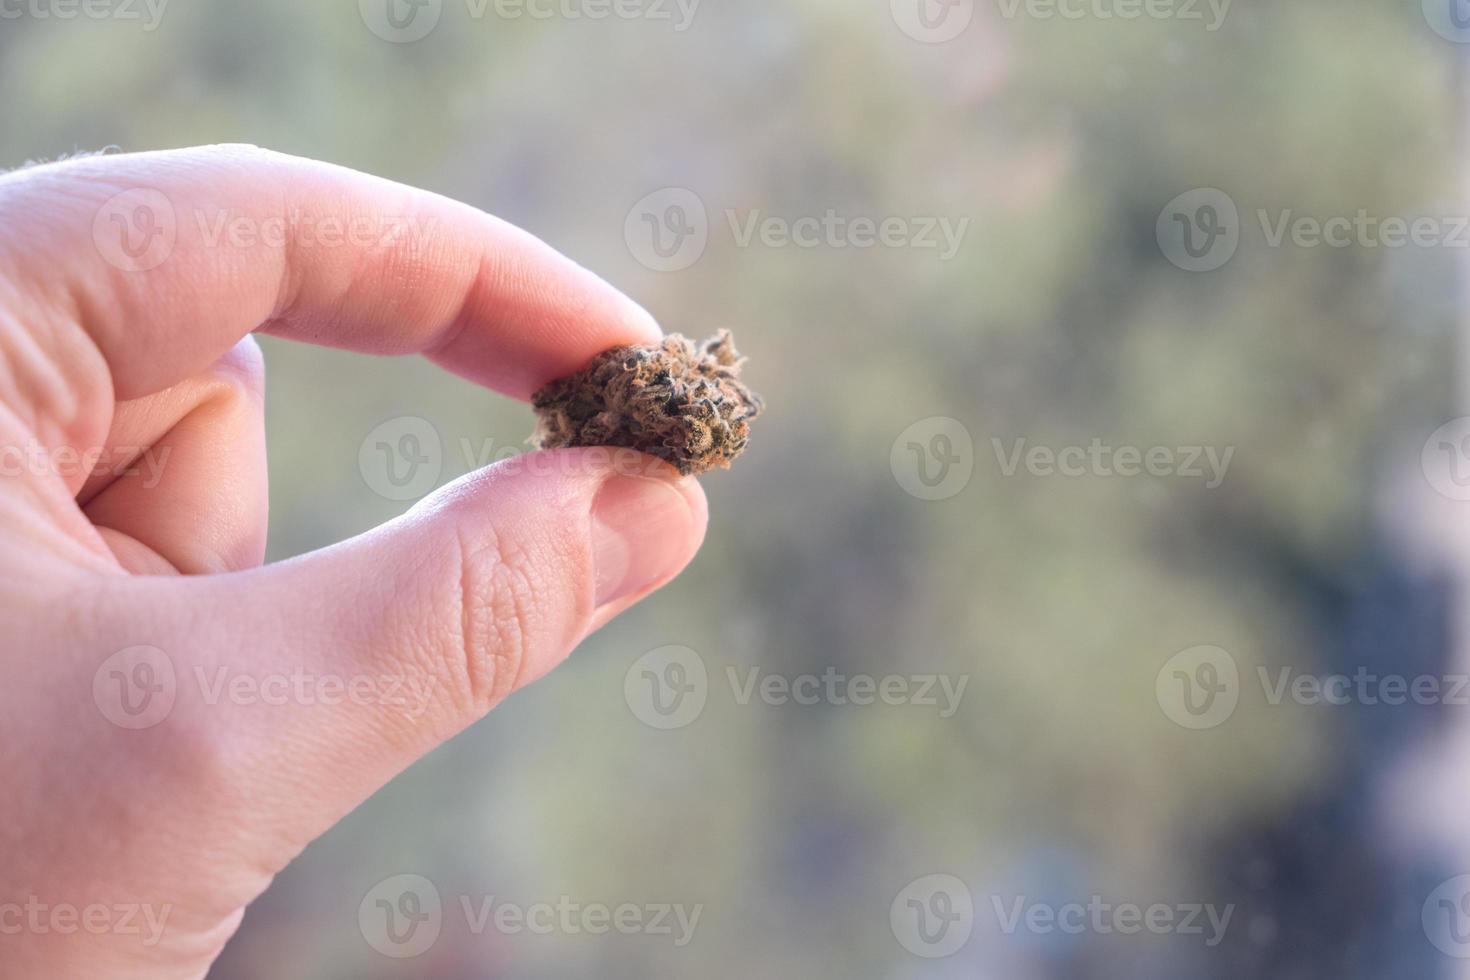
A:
[531, 330, 763, 476]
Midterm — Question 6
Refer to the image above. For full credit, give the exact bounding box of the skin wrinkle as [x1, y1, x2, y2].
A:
[465, 523, 533, 716]
[489, 534, 536, 708]
[0, 465, 116, 576]
[453, 522, 482, 717]
[0, 291, 111, 466]
[82, 357, 260, 507]
[423, 249, 491, 364]
[82, 352, 267, 573]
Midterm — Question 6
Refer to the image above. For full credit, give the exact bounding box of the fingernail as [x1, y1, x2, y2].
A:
[591, 474, 697, 607]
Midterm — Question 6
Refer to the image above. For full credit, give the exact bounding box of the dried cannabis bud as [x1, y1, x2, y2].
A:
[531, 330, 764, 475]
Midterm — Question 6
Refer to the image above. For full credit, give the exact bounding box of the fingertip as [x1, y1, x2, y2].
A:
[675, 474, 709, 548]
[616, 293, 664, 346]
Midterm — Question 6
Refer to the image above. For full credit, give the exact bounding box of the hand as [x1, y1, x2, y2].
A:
[0, 145, 707, 978]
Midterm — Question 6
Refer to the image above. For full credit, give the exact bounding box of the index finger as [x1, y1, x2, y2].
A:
[0, 144, 660, 404]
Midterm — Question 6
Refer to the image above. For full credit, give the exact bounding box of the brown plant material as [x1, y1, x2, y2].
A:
[531, 330, 764, 475]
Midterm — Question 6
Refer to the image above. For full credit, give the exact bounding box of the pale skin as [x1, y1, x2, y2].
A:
[0, 144, 708, 977]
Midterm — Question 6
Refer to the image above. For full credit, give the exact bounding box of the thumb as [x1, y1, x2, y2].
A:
[156, 447, 705, 834]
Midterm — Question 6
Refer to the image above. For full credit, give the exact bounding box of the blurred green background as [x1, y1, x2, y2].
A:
[6, 0, 1470, 975]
